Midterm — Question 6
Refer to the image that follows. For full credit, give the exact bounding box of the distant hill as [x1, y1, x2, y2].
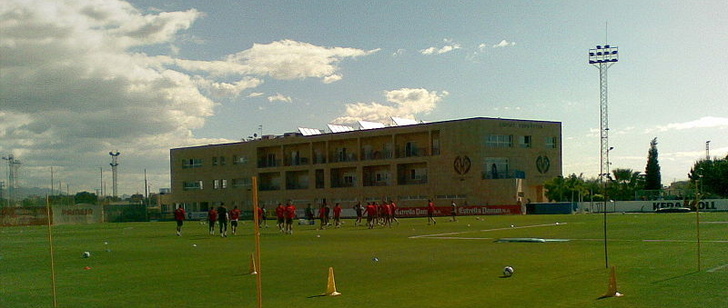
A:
[3, 187, 58, 199]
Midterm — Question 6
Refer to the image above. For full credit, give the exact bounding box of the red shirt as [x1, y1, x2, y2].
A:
[384, 204, 392, 215]
[257, 207, 264, 219]
[427, 202, 435, 214]
[319, 206, 327, 219]
[276, 206, 285, 219]
[208, 208, 218, 221]
[333, 205, 342, 218]
[285, 205, 297, 219]
[174, 208, 186, 221]
[230, 208, 241, 220]
[366, 204, 377, 217]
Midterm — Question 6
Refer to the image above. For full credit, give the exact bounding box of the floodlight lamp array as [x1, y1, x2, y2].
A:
[588, 45, 619, 64]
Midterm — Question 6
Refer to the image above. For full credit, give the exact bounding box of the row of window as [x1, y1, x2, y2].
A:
[183, 155, 520, 192]
[183, 178, 252, 191]
[486, 135, 557, 149]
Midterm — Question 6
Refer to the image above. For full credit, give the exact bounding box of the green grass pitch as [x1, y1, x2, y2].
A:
[2, 213, 727, 307]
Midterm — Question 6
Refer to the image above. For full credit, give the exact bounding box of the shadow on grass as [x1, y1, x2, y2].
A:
[651, 271, 700, 284]
[306, 294, 327, 299]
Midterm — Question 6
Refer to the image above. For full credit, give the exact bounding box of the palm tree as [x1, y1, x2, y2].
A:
[608, 168, 645, 201]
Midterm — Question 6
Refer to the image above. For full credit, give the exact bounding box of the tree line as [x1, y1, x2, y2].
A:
[545, 138, 727, 202]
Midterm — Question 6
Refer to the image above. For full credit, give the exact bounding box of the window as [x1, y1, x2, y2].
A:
[486, 135, 513, 148]
[545, 137, 557, 149]
[337, 148, 347, 162]
[221, 179, 227, 189]
[219, 156, 226, 166]
[233, 155, 248, 165]
[266, 153, 277, 167]
[212, 157, 218, 166]
[232, 178, 251, 188]
[405, 142, 418, 157]
[182, 158, 202, 168]
[183, 181, 203, 190]
[484, 157, 510, 179]
[213, 179, 220, 189]
[519, 136, 532, 148]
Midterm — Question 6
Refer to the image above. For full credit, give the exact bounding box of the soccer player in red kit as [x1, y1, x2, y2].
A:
[390, 200, 400, 226]
[207, 207, 218, 235]
[275, 203, 285, 232]
[230, 206, 242, 235]
[383, 201, 392, 228]
[174, 205, 186, 236]
[257, 206, 265, 228]
[333, 203, 342, 228]
[365, 202, 377, 229]
[427, 199, 437, 225]
[318, 204, 327, 230]
[284, 201, 296, 234]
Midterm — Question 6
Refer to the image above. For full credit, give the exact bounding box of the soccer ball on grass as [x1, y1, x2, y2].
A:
[82, 251, 91, 258]
[503, 266, 514, 277]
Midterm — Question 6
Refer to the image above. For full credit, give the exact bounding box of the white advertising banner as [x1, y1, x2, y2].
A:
[577, 199, 728, 213]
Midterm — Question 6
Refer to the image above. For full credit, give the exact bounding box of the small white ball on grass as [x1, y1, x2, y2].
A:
[503, 266, 514, 277]
[82, 251, 91, 258]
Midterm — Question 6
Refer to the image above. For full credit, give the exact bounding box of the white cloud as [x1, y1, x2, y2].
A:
[493, 40, 516, 48]
[267, 93, 292, 103]
[195, 76, 263, 97]
[323, 74, 343, 84]
[420, 39, 461, 55]
[226, 40, 379, 81]
[649, 116, 728, 133]
[247, 92, 265, 98]
[332, 88, 448, 124]
[392, 48, 406, 56]
[0, 0, 378, 194]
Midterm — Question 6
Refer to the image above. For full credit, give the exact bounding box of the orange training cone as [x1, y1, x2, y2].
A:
[249, 253, 258, 275]
[324, 267, 341, 296]
[602, 266, 623, 297]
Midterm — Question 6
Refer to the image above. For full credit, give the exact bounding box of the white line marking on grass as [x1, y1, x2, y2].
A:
[409, 222, 564, 239]
[707, 264, 728, 273]
[425, 237, 495, 240]
[550, 238, 728, 243]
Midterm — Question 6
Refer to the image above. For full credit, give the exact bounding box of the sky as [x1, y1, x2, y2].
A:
[1, 0, 727, 196]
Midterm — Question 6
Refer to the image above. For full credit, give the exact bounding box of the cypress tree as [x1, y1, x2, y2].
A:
[644, 137, 662, 190]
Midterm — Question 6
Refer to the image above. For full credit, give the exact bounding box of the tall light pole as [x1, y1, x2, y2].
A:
[109, 151, 120, 198]
[705, 141, 710, 160]
[589, 44, 619, 269]
[3, 154, 21, 207]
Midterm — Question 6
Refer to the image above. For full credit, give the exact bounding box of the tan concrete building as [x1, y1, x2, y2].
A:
[169, 117, 561, 212]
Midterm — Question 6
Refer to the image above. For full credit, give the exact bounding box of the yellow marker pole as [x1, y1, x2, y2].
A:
[695, 180, 702, 272]
[252, 176, 263, 308]
[46, 195, 58, 307]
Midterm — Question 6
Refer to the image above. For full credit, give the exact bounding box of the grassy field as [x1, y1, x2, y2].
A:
[2, 212, 727, 307]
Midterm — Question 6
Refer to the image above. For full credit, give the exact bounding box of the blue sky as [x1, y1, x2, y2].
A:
[1, 0, 726, 195]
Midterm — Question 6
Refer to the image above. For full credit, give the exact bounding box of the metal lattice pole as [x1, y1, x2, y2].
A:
[589, 44, 619, 269]
[109, 151, 120, 198]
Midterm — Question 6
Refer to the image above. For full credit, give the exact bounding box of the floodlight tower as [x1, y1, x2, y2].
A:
[589, 43, 618, 269]
[589, 44, 619, 184]
[2, 154, 22, 206]
[705, 141, 710, 160]
[109, 151, 120, 198]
